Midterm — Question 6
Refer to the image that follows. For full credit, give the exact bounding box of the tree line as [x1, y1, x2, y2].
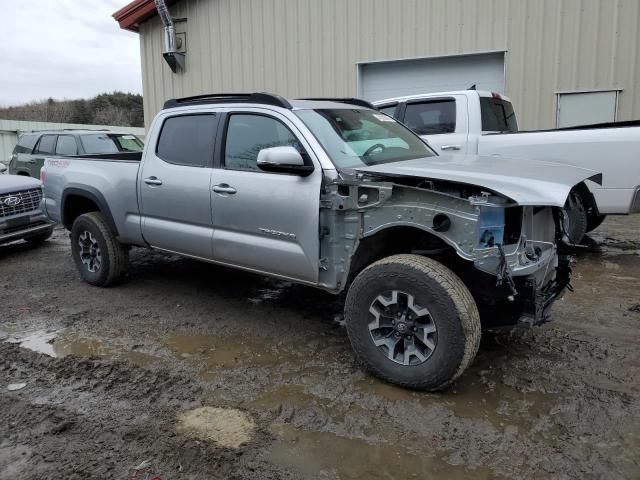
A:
[0, 92, 144, 127]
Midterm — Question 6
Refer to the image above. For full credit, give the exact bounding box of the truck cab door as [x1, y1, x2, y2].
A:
[138, 112, 219, 259]
[210, 110, 322, 284]
[399, 95, 469, 155]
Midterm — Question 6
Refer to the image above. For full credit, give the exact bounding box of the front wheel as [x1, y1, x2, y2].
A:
[344, 254, 481, 391]
[71, 212, 128, 287]
[563, 192, 588, 244]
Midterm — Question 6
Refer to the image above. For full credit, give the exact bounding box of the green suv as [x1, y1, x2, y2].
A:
[8, 130, 144, 178]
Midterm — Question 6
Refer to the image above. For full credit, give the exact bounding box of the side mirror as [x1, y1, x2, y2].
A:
[0, 164, 7, 174]
[257, 146, 314, 176]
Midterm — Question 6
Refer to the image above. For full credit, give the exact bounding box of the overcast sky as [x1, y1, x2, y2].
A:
[0, 0, 142, 106]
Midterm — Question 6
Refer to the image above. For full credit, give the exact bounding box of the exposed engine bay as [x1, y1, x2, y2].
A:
[318, 170, 571, 328]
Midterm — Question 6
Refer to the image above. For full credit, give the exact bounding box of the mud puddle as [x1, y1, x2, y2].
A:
[356, 370, 557, 429]
[268, 423, 502, 480]
[4, 329, 160, 366]
[163, 331, 307, 379]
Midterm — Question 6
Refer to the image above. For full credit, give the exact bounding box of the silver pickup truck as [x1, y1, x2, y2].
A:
[42, 93, 600, 391]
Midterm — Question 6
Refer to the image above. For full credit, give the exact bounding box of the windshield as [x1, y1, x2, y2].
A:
[79, 134, 144, 154]
[295, 109, 435, 169]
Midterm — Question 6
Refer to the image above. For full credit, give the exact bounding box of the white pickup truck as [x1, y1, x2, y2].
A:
[374, 90, 640, 242]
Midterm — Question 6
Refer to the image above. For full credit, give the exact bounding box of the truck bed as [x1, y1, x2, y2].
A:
[43, 155, 143, 245]
[485, 119, 640, 135]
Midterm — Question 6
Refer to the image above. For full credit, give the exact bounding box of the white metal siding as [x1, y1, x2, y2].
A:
[138, 0, 640, 130]
[358, 52, 505, 101]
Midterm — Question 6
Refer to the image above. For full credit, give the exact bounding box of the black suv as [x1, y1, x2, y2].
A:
[8, 130, 144, 178]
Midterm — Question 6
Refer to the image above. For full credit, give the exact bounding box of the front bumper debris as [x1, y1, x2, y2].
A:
[516, 255, 572, 327]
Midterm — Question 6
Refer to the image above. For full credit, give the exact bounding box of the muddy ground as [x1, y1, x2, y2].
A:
[1, 216, 639, 480]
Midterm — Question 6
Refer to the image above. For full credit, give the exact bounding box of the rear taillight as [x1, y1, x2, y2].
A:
[40, 168, 45, 184]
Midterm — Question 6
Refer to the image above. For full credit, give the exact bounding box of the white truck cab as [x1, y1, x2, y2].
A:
[375, 90, 640, 242]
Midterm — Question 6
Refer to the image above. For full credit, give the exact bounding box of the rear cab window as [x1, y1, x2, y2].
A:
[156, 114, 217, 167]
[13, 133, 39, 154]
[403, 100, 456, 134]
[480, 96, 518, 133]
[117, 135, 144, 152]
[377, 104, 399, 119]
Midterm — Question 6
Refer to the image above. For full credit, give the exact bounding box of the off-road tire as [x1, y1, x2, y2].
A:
[586, 213, 607, 233]
[344, 254, 481, 391]
[24, 227, 53, 245]
[563, 192, 588, 244]
[70, 212, 128, 287]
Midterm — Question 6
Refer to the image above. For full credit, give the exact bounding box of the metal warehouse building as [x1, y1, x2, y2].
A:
[114, 0, 640, 130]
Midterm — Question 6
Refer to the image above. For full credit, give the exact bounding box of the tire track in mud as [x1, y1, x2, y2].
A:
[0, 343, 293, 480]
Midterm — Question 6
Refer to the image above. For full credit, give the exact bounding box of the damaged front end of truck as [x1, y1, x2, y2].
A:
[317, 165, 593, 330]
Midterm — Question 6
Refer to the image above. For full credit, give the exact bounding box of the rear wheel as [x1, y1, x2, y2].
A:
[344, 254, 481, 391]
[70, 212, 128, 287]
[563, 192, 588, 244]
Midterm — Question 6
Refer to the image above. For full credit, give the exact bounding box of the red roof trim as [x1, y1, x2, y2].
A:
[113, 0, 178, 32]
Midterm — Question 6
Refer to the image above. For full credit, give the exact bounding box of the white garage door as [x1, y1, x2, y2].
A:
[358, 52, 505, 101]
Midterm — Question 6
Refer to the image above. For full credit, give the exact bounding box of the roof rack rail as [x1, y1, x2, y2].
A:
[163, 92, 293, 109]
[24, 128, 111, 133]
[298, 97, 375, 109]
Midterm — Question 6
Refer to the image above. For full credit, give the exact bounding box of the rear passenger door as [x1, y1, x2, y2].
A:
[210, 109, 322, 283]
[399, 96, 469, 154]
[139, 112, 219, 258]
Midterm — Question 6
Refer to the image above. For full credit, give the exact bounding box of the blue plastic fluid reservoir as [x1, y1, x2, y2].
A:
[478, 207, 505, 248]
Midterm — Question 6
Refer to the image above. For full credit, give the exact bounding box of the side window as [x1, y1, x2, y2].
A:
[224, 114, 303, 171]
[34, 135, 58, 155]
[377, 104, 398, 118]
[156, 114, 217, 167]
[55, 136, 78, 155]
[403, 100, 456, 135]
[13, 134, 38, 154]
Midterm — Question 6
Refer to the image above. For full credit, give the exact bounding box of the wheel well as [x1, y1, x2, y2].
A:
[63, 194, 100, 230]
[348, 226, 536, 330]
[17, 171, 30, 176]
[348, 226, 455, 285]
[572, 181, 599, 216]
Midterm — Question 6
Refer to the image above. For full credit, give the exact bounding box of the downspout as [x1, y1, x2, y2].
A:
[155, 0, 184, 73]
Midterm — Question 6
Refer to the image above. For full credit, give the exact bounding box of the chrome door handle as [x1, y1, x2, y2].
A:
[212, 184, 237, 194]
[144, 176, 163, 186]
[441, 145, 461, 151]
